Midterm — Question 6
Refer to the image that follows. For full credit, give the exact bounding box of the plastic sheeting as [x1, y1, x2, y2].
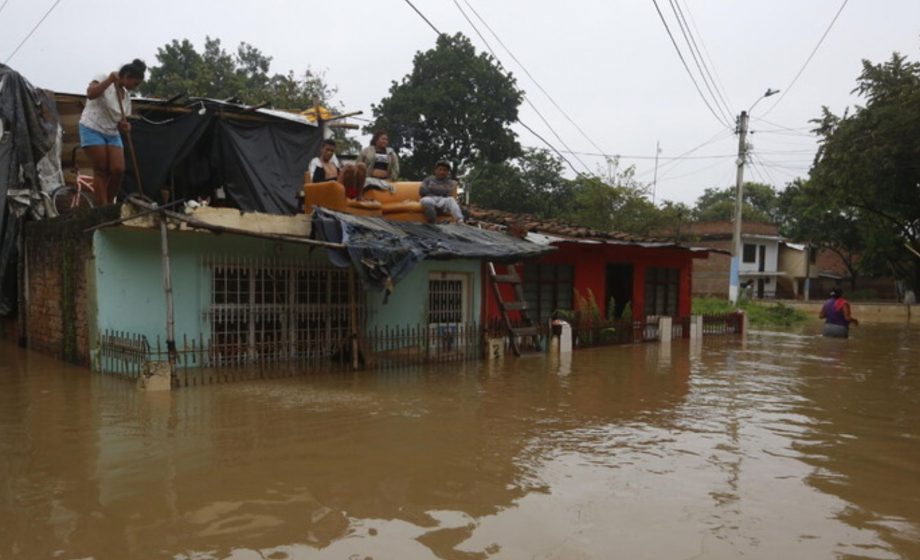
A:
[0, 65, 59, 315]
[122, 101, 323, 215]
[311, 207, 554, 299]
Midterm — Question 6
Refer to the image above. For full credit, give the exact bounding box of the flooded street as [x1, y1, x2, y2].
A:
[2, 323, 919, 560]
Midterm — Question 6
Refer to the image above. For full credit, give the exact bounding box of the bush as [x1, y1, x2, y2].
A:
[692, 297, 809, 328]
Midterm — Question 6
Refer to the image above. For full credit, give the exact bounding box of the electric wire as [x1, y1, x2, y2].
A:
[650, 0, 732, 129]
[762, 0, 850, 117]
[402, 0, 442, 35]
[561, 150, 736, 161]
[634, 128, 734, 179]
[654, 157, 728, 184]
[399, 0, 583, 175]
[0, 0, 11, 18]
[452, 0, 592, 174]
[679, 0, 735, 115]
[667, 0, 734, 124]
[4, 0, 65, 64]
[459, 0, 609, 156]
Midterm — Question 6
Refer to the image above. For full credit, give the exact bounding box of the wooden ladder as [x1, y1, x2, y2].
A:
[488, 262, 541, 356]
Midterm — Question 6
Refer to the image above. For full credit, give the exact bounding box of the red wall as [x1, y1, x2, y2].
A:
[484, 242, 702, 323]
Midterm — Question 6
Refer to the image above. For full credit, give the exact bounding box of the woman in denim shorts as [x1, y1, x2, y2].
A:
[78, 59, 146, 205]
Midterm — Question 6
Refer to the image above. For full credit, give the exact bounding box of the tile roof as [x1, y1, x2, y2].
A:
[465, 205, 669, 245]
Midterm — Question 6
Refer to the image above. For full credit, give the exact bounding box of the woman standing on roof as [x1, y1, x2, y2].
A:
[357, 130, 399, 193]
[79, 59, 146, 206]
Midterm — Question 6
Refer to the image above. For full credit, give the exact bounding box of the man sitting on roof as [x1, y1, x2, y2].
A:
[419, 160, 463, 224]
[307, 139, 341, 183]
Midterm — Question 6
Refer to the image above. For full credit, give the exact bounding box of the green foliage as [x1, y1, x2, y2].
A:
[367, 33, 523, 179]
[809, 50, 920, 291]
[468, 148, 574, 217]
[141, 37, 340, 110]
[692, 182, 780, 223]
[691, 297, 808, 327]
[777, 178, 865, 286]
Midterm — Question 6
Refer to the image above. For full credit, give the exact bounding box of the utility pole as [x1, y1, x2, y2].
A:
[729, 110, 749, 304]
[652, 141, 661, 204]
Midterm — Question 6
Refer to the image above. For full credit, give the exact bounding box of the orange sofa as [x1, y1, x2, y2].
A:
[304, 179, 458, 223]
[303, 180, 382, 216]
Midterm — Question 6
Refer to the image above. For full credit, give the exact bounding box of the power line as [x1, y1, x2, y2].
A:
[649, 0, 732, 129]
[635, 128, 734, 179]
[402, 0, 442, 34]
[452, 0, 593, 174]
[762, 0, 850, 117]
[518, 120, 582, 176]
[4, 0, 65, 64]
[400, 0, 585, 176]
[679, 0, 735, 115]
[0, 0, 12, 18]
[459, 0, 609, 156]
[561, 150, 736, 161]
[667, 0, 734, 124]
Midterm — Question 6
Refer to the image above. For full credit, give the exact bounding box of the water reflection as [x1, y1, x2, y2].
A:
[1, 324, 918, 559]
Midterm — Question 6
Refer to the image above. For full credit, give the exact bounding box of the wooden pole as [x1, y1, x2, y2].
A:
[159, 213, 177, 373]
[349, 267, 359, 370]
[116, 87, 147, 202]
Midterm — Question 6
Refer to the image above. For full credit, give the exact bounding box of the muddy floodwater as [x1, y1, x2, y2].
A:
[2, 323, 919, 560]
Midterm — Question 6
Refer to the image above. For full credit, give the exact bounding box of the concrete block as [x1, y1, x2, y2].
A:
[485, 337, 504, 360]
[137, 361, 172, 391]
[659, 316, 672, 343]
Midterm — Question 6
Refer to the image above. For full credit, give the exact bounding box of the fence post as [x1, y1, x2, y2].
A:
[689, 315, 702, 340]
[659, 316, 672, 343]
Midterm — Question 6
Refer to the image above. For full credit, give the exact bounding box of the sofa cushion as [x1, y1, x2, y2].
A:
[380, 200, 422, 214]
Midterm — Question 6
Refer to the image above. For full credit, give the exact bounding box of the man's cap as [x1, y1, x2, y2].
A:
[435, 160, 452, 170]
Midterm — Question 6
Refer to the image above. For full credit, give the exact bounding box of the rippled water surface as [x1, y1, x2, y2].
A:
[2, 322, 919, 559]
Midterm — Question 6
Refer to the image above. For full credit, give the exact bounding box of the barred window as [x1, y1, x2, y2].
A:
[428, 274, 469, 325]
[208, 258, 354, 363]
[522, 263, 574, 323]
[644, 266, 680, 318]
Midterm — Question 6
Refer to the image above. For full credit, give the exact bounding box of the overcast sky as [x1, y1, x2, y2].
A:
[3, 0, 918, 205]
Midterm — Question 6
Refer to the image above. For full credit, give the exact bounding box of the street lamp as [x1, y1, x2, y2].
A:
[729, 88, 780, 304]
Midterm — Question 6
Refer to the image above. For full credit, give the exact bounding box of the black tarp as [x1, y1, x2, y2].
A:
[0, 65, 59, 315]
[311, 207, 554, 299]
[122, 100, 322, 214]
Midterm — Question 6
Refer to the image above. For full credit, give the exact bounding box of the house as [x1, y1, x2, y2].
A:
[677, 221, 783, 299]
[466, 207, 713, 324]
[20, 202, 549, 376]
[777, 242, 899, 300]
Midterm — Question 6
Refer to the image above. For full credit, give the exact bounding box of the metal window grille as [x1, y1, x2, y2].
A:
[644, 266, 680, 318]
[522, 263, 574, 323]
[207, 256, 356, 365]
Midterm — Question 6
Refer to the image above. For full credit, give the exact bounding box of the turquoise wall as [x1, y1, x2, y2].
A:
[92, 228, 325, 346]
[92, 228, 483, 349]
[365, 259, 482, 332]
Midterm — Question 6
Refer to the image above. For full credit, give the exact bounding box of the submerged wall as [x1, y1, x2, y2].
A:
[24, 207, 119, 365]
[93, 227, 484, 359]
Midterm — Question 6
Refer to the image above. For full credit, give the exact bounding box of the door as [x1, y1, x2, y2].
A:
[605, 264, 634, 319]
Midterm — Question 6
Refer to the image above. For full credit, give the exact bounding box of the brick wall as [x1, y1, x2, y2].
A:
[24, 207, 117, 365]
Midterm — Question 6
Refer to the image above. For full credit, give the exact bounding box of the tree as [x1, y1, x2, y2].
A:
[564, 163, 665, 235]
[809, 51, 920, 292]
[692, 182, 780, 223]
[366, 33, 523, 179]
[141, 37, 339, 110]
[778, 179, 864, 288]
[467, 148, 573, 217]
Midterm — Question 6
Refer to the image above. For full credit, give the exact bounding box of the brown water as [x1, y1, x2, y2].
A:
[1, 323, 919, 560]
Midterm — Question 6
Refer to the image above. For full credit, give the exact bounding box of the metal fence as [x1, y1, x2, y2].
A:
[98, 322, 488, 387]
[701, 312, 744, 335]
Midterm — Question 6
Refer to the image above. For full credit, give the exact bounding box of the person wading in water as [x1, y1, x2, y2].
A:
[819, 287, 859, 338]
